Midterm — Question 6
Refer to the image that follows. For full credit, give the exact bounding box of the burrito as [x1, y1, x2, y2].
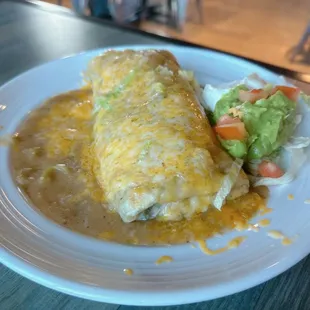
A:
[86, 49, 249, 222]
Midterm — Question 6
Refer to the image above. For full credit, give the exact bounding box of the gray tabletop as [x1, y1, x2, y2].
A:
[1, 1, 310, 309]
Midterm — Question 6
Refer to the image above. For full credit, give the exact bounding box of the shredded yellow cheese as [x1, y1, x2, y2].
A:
[228, 107, 243, 118]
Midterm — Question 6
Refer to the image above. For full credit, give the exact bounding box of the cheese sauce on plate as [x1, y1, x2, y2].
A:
[10, 89, 266, 245]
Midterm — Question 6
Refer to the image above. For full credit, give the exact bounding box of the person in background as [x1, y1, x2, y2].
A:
[71, 0, 143, 22]
[71, 0, 192, 30]
[88, 0, 112, 19]
[107, 0, 144, 24]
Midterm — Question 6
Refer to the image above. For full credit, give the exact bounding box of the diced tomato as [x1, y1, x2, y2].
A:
[239, 85, 300, 103]
[258, 161, 284, 178]
[214, 122, 247, 140]
[273, 86, 300, 101]
[249, 89, 263, 94]
[239, 89, 269, 103]
[217, 114, 241, 126]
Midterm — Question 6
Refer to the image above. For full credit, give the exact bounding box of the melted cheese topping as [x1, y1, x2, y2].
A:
[86, 49, 249, 222]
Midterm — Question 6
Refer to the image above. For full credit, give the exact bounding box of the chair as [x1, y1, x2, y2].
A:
[168, 0, 203, 31]
[289, 22, 310, 62]
[68, 0, 204, 31]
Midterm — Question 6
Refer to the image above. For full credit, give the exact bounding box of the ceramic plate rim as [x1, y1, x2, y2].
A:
[1, 44, 310, 306]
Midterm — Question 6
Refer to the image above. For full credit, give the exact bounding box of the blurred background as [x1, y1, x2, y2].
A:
[45, 0, 310, 73]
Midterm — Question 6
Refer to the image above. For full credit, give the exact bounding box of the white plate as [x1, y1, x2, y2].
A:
[0, 45, 310, 306]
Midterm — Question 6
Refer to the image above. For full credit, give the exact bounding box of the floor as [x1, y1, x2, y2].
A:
[45, 0, 310, 73]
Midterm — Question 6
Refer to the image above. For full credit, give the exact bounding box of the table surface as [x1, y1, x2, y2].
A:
[1, 1, 310, 309]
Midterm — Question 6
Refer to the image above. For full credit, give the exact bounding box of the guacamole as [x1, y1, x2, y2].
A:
[214, 85, 297, 160]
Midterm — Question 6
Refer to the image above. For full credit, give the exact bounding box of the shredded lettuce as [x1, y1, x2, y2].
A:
[179, 70, 194, 81]
[295, 114, 302, 128]
[94, 69, 137, 111]
[249, 148, 307, 186]
[152, 82, 164, 94]
[213, 158, 244, 210]
[95, 96, 111, 110]
[137, 203, 162, 221]
[151, 82, 165, 101]
[138, 141, 152, 162]
[246, 148, 281, 176]
[202, 73, 291, 113]
[284, 136, 310, 149]
[156, 66, 173, 77]
[247, 134, 310, 186]
[202, 73, 270, 112]
[202, 84, 229, 112]
[300, 92, 310, 109]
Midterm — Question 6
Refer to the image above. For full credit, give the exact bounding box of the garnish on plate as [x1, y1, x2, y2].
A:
[203, 74, 310, 186]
